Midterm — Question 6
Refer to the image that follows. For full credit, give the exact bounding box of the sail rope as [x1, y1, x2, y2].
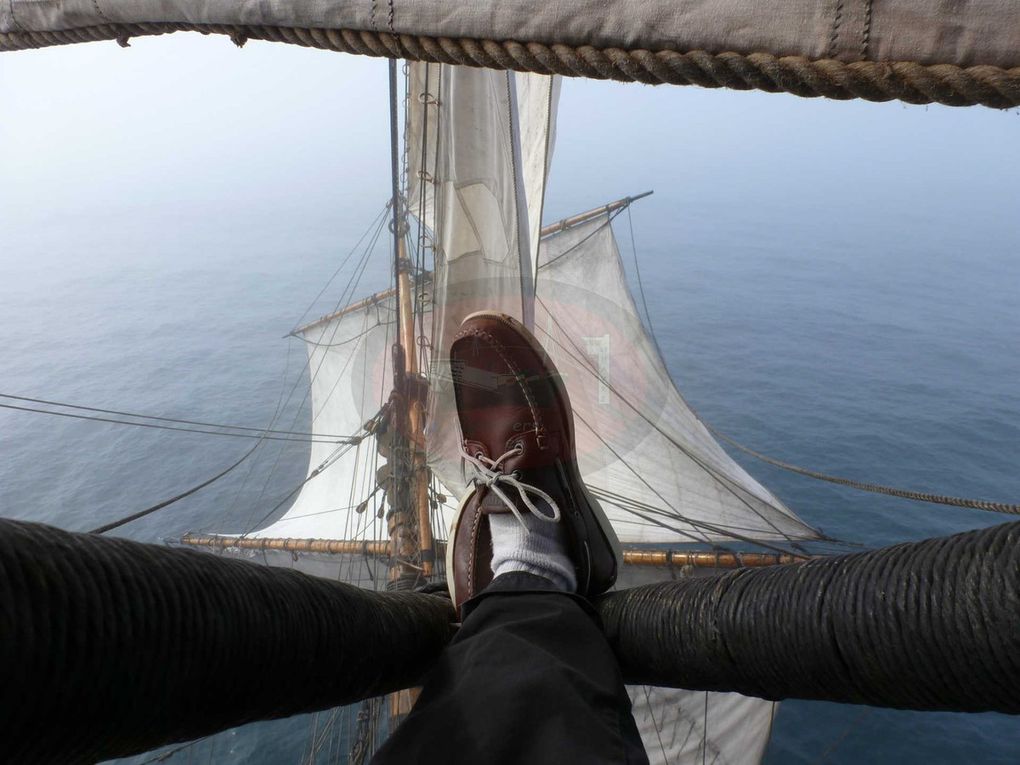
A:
[0, 392, 356, 441]
[533, 303, 819, 550]
[0, 399, 346, 443]
[288, 204, 392, 335]
[84, 414, 372, 535]
[707, 425, 1020, 516]
[620, 214, 1020, 519]
[236, 402, 388, 537]
[88, 442, 261, 534]
[136, 737, 211, 764]
[3, 25, 1019, 109]
[233, 207, 390, 533]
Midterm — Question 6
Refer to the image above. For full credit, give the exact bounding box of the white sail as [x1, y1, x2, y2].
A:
[419, 64, 558, 486]
[534, 214, 817, 545]
[513, 71, 560, 280]
[253, 300, 394, 541]
[249, 296, 462, 542]
[628, 688, 776, 765]
[407, 63, 558, 283]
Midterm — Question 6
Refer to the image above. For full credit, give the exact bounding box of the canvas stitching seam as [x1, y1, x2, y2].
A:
[860, 0, 874, 61]
[828, 0, 845, 59]
[90, 0, 112, 24]
[6, 0, 24, 32]
[387, 0, 395, 35]
[369, 0, 378, 33]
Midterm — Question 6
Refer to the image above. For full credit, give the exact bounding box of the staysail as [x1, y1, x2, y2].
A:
[412, 64, 558, 483]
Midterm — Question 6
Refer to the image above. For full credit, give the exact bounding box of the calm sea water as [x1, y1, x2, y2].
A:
[2, 39, 1019, 764]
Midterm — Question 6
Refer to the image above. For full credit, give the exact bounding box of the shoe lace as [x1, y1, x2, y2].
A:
[460, 444, 561, 532]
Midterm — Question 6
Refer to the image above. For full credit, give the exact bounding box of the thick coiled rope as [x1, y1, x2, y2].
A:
[3, 518, 1018, 762]
[2, 24, 1020, 109]
[0, 519, 455, 764]
[597, 520, 1020, 713]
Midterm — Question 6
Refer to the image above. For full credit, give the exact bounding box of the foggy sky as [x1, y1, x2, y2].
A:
[2, 33, 1018, 261]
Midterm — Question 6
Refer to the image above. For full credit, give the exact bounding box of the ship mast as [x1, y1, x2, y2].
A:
[385, 59, 433, 591]
[385, 57, 433, 727]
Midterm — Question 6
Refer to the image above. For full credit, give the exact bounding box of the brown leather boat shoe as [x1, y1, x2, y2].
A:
[445, 311, 621, 610]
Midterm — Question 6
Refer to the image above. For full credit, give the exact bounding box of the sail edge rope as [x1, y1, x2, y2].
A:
[709, 425, 1020, 516]
[2, 24, 1019, 109]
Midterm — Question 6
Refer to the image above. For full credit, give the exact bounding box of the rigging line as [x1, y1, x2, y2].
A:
[309, 305, 374, 427]
[407, 228, 432, 374]
[306, 217, 389, 425]
[589, 484, 807, 541]
[537, 208, 626, 271]
[709, 425, 1020, 516]
[288, 203, 391, 334]
[292, 316, 395, 348]
[574, 407, 811, 555]
[701, 692, 708, 765]
[813, 708, 872, 764]
[239, 215, 389, 530]
[603, 212, 820, 538]
[531, 306, 814, 546]
[414, 63, 433, 377]
[285, 209, 390, 434]
[224, 332, 296, 528]
[640, 686, 669, 764]
[241, 439, 359, 535]
[626, 204, 665, 362]
[88, 442, 261, 534]
[236, 404, 384, 537]
[535, 297, 819, 546]
[533, 298, 792, 530]
[388, 57, 404, 360]
[136, 736, 212, 764]
[0, 402, 351, 444]
[0, 393, 355, 440]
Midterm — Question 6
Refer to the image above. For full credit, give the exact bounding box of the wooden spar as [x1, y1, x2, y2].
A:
[178, 535, 392, 555]
[290, 191, 653, 336]
[176, 534, 809, 569]
[385, 57, 421, 598]
[396, 234, 434, 577]
[623, 550, 811, 567]
[538, 190, 653, 237]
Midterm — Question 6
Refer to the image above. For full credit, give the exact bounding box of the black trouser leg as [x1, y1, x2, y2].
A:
[371, 573, 648, 765]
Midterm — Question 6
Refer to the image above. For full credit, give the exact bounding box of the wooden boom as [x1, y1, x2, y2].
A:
[176, 533, 807, 569]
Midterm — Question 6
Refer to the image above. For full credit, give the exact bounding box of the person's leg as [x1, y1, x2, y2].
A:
[371, 312, 646, 763]
[371, 573, 648, 765]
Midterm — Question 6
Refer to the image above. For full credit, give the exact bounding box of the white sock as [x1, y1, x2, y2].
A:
[489, 511, 577, 592]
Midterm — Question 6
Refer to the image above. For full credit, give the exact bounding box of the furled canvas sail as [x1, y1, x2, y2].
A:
[6, 1, 1019, 70]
